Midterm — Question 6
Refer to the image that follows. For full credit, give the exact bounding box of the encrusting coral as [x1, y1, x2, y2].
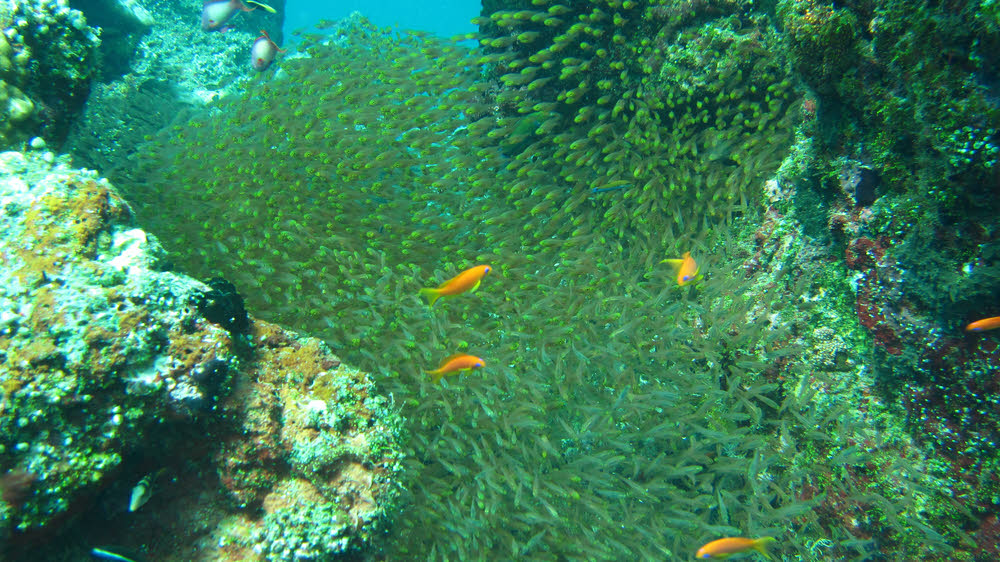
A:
[0, 148, 403, 561]
[0, 0, 100, 148]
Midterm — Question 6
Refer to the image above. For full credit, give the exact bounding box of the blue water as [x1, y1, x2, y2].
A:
[284, 0, 479, 38]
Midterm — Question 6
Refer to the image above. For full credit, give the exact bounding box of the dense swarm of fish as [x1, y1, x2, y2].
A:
[106, 0, 992, 559]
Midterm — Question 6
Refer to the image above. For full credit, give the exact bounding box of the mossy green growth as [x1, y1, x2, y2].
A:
[777, 0, 860, 96]
[1, 0, 99, 147]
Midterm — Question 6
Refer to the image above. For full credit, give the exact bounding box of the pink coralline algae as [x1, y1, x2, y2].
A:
[844, 236, 903, 355]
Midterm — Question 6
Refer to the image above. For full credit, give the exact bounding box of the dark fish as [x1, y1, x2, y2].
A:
[854, 167, 879, 206]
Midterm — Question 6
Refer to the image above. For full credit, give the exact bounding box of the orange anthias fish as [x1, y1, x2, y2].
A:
[966, 316, 1000, 332]
[425, 354, 485, 383]
[419, 265, 491, 306]
[661, 251, 702, 286]
[696, 537, 775, 559]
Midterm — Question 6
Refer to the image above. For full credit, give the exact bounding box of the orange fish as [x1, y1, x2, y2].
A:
[696, 537, 775, 559]
[425, 353, 485, 383]
[419, 265, 491, 306]
[966, 316, 1000, 332]
[661, 251, 702, 286]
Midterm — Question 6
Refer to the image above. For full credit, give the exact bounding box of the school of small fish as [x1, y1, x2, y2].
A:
[417, 256, 742, 557]
[132, 7, 1000, 554]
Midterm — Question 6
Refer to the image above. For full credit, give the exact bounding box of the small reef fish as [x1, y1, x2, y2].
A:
[90, 546, 148, 562]
[419, 265, 491, 306]
[201, 0, 276, 31]
[591, 184, 629, 194]
[425, 353, 485, 383]
[128, 469, 165, 512]
[965, 316, 1000, 332]
[251, 30, 285, 71]
[696, 536, 776, 559]
[661, 251, 702, 286]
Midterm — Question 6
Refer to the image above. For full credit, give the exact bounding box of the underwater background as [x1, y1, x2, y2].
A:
[282, 0, 477, 41]
[0, 0, 999, 560]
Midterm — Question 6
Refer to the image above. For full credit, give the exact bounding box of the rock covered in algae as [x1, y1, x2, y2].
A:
[0, 0, 101, 149]
[214, 320, 405, 561]
[0, 147, 235, 532]
[0, 149, 403, 560]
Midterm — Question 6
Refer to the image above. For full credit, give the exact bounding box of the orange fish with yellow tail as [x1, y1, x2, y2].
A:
[966, 316, 1000, 332]
[696, 536, 775, 559]
[419, 265, 491, 306]
[425, 354, 485, 383]
[661, 251, 702, 286]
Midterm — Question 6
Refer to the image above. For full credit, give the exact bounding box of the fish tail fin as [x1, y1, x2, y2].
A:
[751, 537, 776, 560]
[660, 258, 684, 272]
[424, 369, 443, 383]
[419, 288, 441, 306]
[245, 0, 277, 13]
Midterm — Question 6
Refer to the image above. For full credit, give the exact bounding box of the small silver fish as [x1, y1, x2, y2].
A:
[91, 545, 147, 562]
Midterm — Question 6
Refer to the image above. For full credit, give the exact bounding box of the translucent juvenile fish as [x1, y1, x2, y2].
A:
[661, 251, 702, 286]
[696, 536, 775, 559]
[419, 265, 491, 306]
[425, 353, 485, 383]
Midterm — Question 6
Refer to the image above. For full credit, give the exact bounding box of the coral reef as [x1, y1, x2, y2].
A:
[0, 0, 100, 149]
[0, 0, 990, 559]
[108, 10, 967, 559]
[68, 0, 154, 80]
[0, 148, 232, 534]
[0, 149, 403, 560]
[773, 0, 1000, 553]
[778, 0, 861, 96]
